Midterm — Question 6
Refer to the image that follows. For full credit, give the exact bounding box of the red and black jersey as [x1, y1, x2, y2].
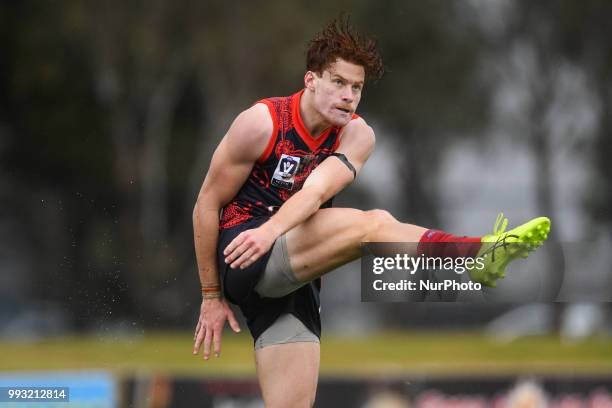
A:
[219, 89, 359, 230]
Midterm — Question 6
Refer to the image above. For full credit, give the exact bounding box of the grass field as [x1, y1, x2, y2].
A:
[1, 331, 611, 378]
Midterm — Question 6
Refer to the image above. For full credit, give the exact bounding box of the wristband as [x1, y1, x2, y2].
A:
[202, 291, 222, 300]
[201, 284, 221, 300]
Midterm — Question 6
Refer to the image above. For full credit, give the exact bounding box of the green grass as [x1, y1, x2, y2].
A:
[1, 331, 611, 378]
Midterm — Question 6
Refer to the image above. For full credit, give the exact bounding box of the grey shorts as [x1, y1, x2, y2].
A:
[254, 234, 307, 298]
[254, 313, 320, 350]
[253, 235, 318, 349]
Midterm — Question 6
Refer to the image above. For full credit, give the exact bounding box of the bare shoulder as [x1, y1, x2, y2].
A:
[223, 103, 274, 162]
[199, 103, 274, 203]
[339, 116, 376, 151]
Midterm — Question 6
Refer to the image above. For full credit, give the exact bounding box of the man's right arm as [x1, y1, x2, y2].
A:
[192, 103, 272, 359]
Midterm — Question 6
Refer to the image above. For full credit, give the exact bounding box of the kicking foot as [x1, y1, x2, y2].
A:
[469, 213, 551, 287]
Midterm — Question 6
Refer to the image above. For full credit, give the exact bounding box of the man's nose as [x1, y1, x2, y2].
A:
[341, 86, 354, 102]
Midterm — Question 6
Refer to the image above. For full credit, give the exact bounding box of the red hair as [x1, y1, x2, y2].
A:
[306, 15, 384, 82]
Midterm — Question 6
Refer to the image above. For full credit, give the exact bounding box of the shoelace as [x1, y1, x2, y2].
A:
[481, 212, 518, 263]
[493, 212, 508, 235]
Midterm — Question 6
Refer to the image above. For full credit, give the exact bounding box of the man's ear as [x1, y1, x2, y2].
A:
[304, 71, 318, 92]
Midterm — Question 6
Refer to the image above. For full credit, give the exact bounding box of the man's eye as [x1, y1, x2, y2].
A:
[335, 79, 343, 85]
[353, 85, 362, 91]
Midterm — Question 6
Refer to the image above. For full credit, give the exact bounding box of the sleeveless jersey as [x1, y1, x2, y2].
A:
[219, 89, 358, 229]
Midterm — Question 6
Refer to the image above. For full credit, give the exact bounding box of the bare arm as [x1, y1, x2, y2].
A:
[223, 118, 375, 269]
[193, 104, 270, 289]
[192, 103, 271, 359]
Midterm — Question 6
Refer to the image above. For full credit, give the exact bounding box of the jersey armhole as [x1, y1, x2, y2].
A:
[255, 100, 278, 164]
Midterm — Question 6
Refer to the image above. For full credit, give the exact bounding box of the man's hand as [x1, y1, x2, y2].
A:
[223, 223, 280, 269]
[193, 297, 241, 360]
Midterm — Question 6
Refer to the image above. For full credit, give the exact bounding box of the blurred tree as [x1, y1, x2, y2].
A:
[2, 0, 365, 328]
[9, 0, 586, 331]
[552, 0, 612, 235]
[496, 0, 612, 301]
[353, 1, 488, 226]
[476, 0, 567, 299]
[464, 0, 612, 327]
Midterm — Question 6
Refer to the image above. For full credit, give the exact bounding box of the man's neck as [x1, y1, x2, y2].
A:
[300, 89, 332, 139]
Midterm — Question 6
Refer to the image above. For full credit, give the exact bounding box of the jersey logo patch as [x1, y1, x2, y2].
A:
[271, 154, 301, 190]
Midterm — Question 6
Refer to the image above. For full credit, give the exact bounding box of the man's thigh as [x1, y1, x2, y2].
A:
[255, 342, 320, 408]
[285, 207, 368, 282]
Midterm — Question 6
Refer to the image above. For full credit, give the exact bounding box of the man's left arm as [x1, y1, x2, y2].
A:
[223, 118, 375, 269]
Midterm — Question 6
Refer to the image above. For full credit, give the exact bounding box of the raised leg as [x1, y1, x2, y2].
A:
[285, 207, 427, 282]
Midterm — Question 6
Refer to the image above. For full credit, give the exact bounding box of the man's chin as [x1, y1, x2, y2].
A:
[330, 115, 351, 127]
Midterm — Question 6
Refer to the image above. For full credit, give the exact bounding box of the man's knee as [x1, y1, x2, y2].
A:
[362, 209, 396, 241]
[256, 341, 319, 408]
[260, 372, 317, 408]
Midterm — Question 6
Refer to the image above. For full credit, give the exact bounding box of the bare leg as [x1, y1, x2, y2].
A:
[285, 208, 427, 282]
[255, 342, 319, 407]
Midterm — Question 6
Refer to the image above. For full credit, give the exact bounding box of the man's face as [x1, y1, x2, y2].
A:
[308, 58, 365, 127]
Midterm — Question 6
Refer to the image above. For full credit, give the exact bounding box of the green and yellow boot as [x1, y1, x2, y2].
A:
[469, 213, 551, 287]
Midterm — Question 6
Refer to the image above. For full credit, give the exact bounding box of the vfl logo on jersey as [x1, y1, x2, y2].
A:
[271, 154, 301, 190]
